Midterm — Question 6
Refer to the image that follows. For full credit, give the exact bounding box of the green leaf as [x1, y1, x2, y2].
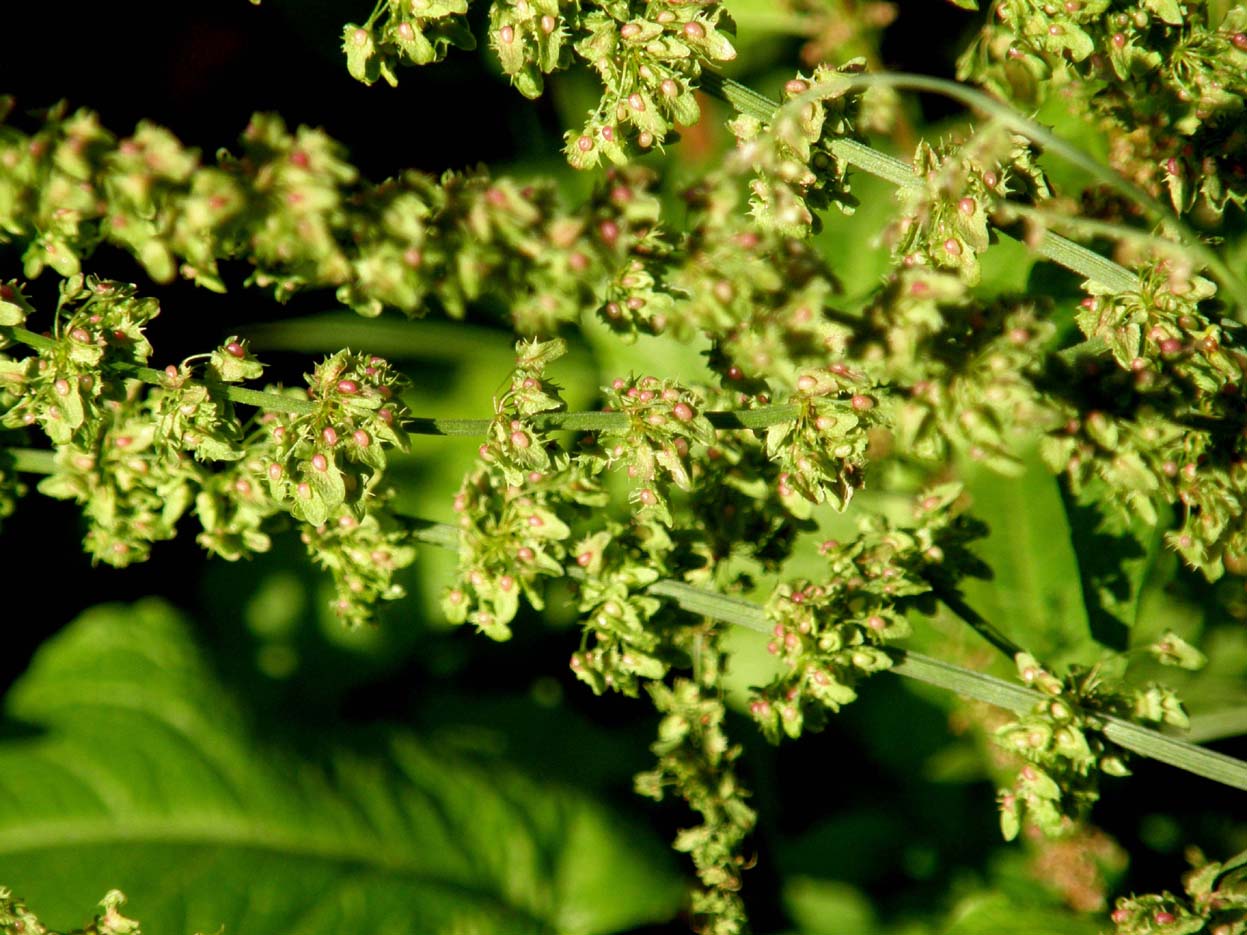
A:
[0, 600, 682, 935]
[957, 455, 1094, 666]
[1060, 476, 1163, 651]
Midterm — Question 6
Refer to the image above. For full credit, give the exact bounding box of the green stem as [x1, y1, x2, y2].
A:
[701, 71, 1192, 300]
[2, 326, 807, 431]
[405, 519, 1247, 792]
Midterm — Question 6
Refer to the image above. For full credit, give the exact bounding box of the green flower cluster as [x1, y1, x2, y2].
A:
[0, 106, 640, 325]
[635, 665, 755, 935]
[765, 365, 878, 513]
[1045, 263, 1247, 579]
[887, 128, 1050, 285]
[343, 0, 476, 86]
[727, 62, 866, 235]
[0, 278, 416, 621]
[959, 0, 1247, 218]
[995, 642, 1197, 841]
[337, 0, 737, 167]
[1108, 848, 1247, 935]
[748, 485, 975, 741]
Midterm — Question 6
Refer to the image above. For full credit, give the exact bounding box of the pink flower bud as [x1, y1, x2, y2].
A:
[54, 378, 70, 396]
[268, 463, 283, 480]
[312, 453, 328, 472]
[851, 394, 875, 410]
[598, 220, 619, 245]
[297, 482, 312, 499]
[785, 79, 809, 95]
[638, 488, 657, 505]
[499, 25, 515, 43]
[1154, 912, 1175, 926]
[672, 402, 694, 421]
[511, 430, 530, 449]
[628, 93, 646, 112]
[337, 379, 358, 394]
[322, 426, 338, 446]
[683, 20, 705, 38]
[378, 408, 393, 424]
[660, 79, 678, 97]
[353, 429, 371, 447]
[225, 341, 246, 358]
[517, 546, 535, 562]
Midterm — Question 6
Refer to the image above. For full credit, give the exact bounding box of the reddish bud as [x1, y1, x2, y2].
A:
[576, 135, 594, 153]
[672, 401, 694, 421]
[540, 14, 556, 32]
[1112, 32, 1126, 47]
[851, 394, 875, 410]
[958, 197, 976, 215]
[620, 22, 640, 37]
[683, 20, 705, 38]
[297, 482, 312, 499]
[598, 220, 619, 245]
[1154, 912, 1175, 926]
[225, 341, 246, 358]
[336, 379, 358, 394]
[943, 238, 962, 256]
[268, 463, 283, 480]
[499, 25, 515, 43]
[54, 378, 70, 396]
[322, 426, 338, 446]
[1234, 33, 1247, 50]
[510, 430, 531, 449]
[312, 453, 328, 472]
[628, 93, 646, 112]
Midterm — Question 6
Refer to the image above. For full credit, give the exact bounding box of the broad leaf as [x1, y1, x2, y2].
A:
[1060, 475, 1162, 651]
[958, 457, 1095, 666]
[0, 600, 682, 934]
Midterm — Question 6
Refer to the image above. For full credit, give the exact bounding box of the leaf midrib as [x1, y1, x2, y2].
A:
[0, 817, 552, 926]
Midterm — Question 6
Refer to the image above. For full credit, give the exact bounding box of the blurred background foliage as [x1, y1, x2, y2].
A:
[1, 1, 1245, 933]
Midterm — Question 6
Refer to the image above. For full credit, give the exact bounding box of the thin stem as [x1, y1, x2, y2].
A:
[406, 519, 1247, 792]
[2, 325, 807, 431]
[701, 71, 1173, 300]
